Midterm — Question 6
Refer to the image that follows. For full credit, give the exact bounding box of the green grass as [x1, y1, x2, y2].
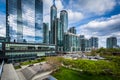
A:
[20, 57, 45, 66]
[14, 65, 21, 69]
[52, 67, 118, 80]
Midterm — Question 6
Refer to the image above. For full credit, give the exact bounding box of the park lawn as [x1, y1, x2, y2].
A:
[52, 67, 118, 80]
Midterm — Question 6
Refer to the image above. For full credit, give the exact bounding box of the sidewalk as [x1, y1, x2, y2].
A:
[31, 71, 53, 80]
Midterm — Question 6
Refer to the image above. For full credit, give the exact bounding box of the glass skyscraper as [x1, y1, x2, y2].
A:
[35, 0, 43, 43]
[107, 37, 117, 48]
[89, 37, 98, 49]
[50, 3, 57, 44]
[6, 0, 43, 43]
[55, 18, 63, 51]
[6, 0, 21, 42]
[64, 32, 80, 52]
[60, 10, 68, 33]
[43, 23, 49, 44]
[68, 27, 76, 34]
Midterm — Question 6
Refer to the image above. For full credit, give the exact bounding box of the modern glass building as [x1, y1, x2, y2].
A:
[55, 18, 63, 51]
[64, 32, 80, 52]
[84, 39, 90, 52]
[2, 42, 56, 63]
[50, 3, 57, 44]
[79, 38, 85, 52]
[43, 23, 49, 44]
[17, 0, 23, 42]
[49, 31, 51, 44]
[89, 37, 98, 49]
[68, 27, 76, 34]
[35, 0, 43, 43]
[107, 37, 117, 48]
[60, 10, 68, 33]
[78, 35, 91, 52]
[6, 0, 22, 42]
[6, 0, 43, 43]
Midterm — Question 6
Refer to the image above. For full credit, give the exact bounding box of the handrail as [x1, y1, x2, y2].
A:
[0, 60, 4, 78]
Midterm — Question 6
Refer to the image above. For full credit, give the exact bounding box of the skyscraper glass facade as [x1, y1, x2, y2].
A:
[89, 37, 98, 49]
[43, 23, 49, 44]
[6, 0, 43, 43]
[55, 18, 63, 51]
[60, 10, 68, 33]
[6, 0, 18, 42]
[17, 0, 23, 42]
[107, 37, 117, 48]
[68, 27, 76, 34]
[64, 32, 80, 52]
[35, 0, 43, 43]
[50, 4, 57, 44]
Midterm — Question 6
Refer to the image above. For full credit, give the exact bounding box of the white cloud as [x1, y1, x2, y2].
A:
[77, 14, 120, 47]
[79, 14, 120, 30]
[55, 0, 64, 12]
[43, 0, 63, 15]
[0, 13, 5, 37]
[0, 25, 5, 37]
[43, 0, 64, 29]
[68, 10, 84, 25]
[69, 0, 116, 15]
[43, 0, 53, 15]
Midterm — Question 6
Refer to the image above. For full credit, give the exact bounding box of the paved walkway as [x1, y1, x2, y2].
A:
[32, 71, 52, 80]
[1, 64, 20, 80]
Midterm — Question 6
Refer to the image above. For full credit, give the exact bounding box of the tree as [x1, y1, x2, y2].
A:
[46, 57, 64, 70]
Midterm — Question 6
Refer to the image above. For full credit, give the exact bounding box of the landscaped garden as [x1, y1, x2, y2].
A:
[48, 56, 120, 80]
[14, 57, 45, 69]
[52, 67, 118, 80]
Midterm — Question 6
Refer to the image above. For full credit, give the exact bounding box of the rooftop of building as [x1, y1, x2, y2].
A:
[2, 42, 56, 46]
[0, 37, 6, 39]
[60, 10, 68, 13]
[64, 32, 79, 36]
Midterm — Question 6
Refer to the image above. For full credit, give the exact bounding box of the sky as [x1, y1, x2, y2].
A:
[0, 0, 120, 47]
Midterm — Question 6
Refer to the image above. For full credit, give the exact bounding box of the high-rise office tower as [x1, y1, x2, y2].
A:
[6, 0, 43, 43]
[64, 32, 80, 52]
[60, 10, 68, 33]
[43, 23, 49, 44]
[55, 18, 63, 51]
[49, 31, 51, 44]
[107, 37, 117, 48]
[35, 0, 43, 43]
[17, 0, 23, 42]
[84, 39, 90, 52]
[6, 0, 23, 42]
[79, 35, 85, 51]
[68, 27, 76, 34]
[89, 37, 98, 49]
[50, 1, 57, 44]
